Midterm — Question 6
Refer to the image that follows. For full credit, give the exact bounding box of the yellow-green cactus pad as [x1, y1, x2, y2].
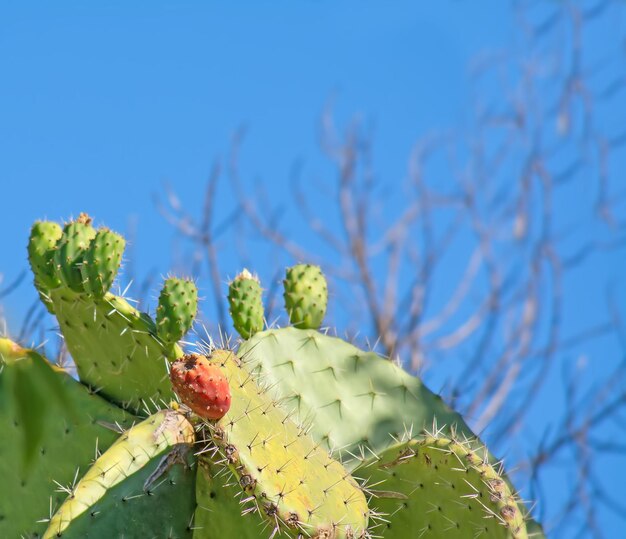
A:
[202, 349, 369, 538]
[44, 409, 196, 538]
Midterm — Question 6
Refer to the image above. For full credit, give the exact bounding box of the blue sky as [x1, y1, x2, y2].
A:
[2, 1, 625, 536]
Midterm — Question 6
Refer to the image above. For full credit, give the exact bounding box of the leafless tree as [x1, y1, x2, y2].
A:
[154, 1, 626, 536]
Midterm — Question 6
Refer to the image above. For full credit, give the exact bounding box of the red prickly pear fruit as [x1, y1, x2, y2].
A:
[170, 353, 231, 420]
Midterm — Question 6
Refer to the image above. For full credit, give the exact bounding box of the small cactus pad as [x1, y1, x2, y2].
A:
[202, 349, 370, 538]
[54, 213, 97, 292]
[238, 327, 477, 469]
[157, 277, 198, 344]
[356, 437, 528, 538]
[228, 269, 265, 338]
[28, 221, 63, 311]
[80, 228, 125, 297]
[44, 409, 196, 538]
[171, 354, 232, 420]
[0, 339, 135, 538]
[283, 264, 328, 329]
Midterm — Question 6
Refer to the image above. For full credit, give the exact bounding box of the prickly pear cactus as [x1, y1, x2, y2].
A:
[5, 213, 381, 539]
[2, 214, 544, 538]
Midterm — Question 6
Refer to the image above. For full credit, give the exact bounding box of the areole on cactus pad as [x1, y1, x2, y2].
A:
[0, 213, 544, 538]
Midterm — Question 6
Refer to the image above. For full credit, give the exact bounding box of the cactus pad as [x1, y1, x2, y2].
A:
[0, 339, 135, 538]
[238, 327, 476, 468]
[201, 349, 370, 538]
[193, 457, 266, 538]
[283, 264, 328, 330]
[49, 288, 178, 411]
[228, 269, 265, 339]
[44, 409, 196, 538]
[356, 436, 528, 538]
[157, 277, 198, 345]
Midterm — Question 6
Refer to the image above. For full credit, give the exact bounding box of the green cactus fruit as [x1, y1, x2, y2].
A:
[202, 349, 370, 538]
[54, 213, 97, 292]
[157, 277, 198, 345]
[283, 264, 328, 329]
[44, 409, 196, 538]
[356, 436, 528, 538]
[228, 269, 265, 339]
[0, 339, 135, 538]
[80, 228, 125, 297]
[27, 221, 63, 312]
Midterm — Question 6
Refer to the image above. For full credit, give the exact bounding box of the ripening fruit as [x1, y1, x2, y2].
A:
[170, 354, 231, 420]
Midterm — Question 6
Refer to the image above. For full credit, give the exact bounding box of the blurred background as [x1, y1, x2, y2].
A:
[1, 1, 626, 536]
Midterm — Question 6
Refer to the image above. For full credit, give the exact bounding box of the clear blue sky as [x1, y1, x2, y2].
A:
[1, 1, 625, 536]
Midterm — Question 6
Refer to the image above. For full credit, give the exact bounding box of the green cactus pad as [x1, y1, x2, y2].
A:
[54, 213, 97, 292]
[283, 264, 328, 329]
[49, 288, 180, 411]
[44, 409, 196, 538]
[28, 221, 63, 312]
[193, 457, 266, 538]
[202, 349, 369, 538]
[81, 228, 125, 297]
[228, 269, 265, 339]
[157, 277, 198, 345]
[356, 436, 528, 538]
[238, 327, 476, 468]
[0, 339, 136, 539]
